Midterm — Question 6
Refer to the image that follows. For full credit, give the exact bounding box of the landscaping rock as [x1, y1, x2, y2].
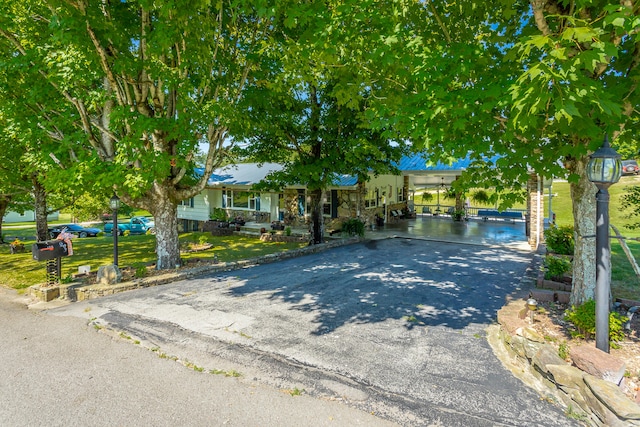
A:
[555, 290, 571, 304]
[584, 375, 640, 426]
[530, 288, 555, 302]
[532, 345, 566, 375]
[570, 345, 626, 385]
[546, 364, 585, 391]
[96, 265, 122, 285]
[494, 298, 640, 426]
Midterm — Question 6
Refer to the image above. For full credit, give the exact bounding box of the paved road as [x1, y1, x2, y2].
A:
[0, 287, 395, 427]
[49, 238, 579, 426]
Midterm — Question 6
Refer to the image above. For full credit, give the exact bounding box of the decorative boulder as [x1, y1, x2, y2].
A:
[97, 265, 122, 285]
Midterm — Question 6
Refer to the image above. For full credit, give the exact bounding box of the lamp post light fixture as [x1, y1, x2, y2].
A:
[109, 194, 121, 267]
[587, 134, 622, 353]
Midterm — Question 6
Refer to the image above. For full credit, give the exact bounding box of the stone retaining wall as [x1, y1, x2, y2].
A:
[259, 233, 308, 243]
[494, 299, 640, 426]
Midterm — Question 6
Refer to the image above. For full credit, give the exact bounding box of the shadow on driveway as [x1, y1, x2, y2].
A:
[51, 238, 579, 426]
[221, 238, 532, 335]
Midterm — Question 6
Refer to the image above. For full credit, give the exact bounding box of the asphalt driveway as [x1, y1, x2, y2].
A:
[51, 238, 579, 426]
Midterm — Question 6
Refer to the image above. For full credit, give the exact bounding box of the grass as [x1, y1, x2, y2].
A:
[550, 175, 640, 236]
[550, 176, 640, 302]
[0, 231, 305, 291]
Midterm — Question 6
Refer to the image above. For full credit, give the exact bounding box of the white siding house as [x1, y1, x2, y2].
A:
[3, 211, 59, 223]
[177, 163, 284, 229]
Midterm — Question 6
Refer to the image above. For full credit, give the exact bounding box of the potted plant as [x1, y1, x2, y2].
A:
[9, 238, 25, 254]
[451, 209, 466, 221]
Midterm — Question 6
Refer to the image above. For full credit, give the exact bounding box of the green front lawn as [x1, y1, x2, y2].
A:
[611, 240, 640, 301]
[0, 232, 305, 291]
[551, 175, 640, 238]
[550, 176, 640, 302]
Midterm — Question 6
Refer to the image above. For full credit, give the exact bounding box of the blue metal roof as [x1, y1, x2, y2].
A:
[397, 154, 472, 172]
[197, 163, 358, 187]
[197, 155, 476, 189]
[332, 174, 358, 186]
[196, 163, 283, 186]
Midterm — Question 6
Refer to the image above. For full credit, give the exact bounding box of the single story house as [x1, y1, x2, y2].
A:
[177, 155, 545, 249]
[3, 210, 59, 224]
[178, 155, 487, 230]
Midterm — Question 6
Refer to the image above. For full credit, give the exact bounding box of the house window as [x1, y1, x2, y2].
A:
[397, 187, 405, 202]
[297, 189, 305, 215]
[233, 191, 250, 208]
[364, 189, 377, 208]
[224, 191, 260, 210]
[322, 191, 331, 216]
[179, 198, 194, 208]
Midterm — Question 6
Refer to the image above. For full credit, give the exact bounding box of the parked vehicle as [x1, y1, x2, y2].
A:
[49, 224, 101, 239]
[104, 216, 155, 235]
[622, 159, 639, 175]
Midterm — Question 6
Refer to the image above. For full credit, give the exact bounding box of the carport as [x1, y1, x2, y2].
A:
[372, 214, 530, 251]
[397, 154, 544, 250]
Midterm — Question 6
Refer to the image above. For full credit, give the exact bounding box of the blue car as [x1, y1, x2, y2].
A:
[49, 224, 102, 239]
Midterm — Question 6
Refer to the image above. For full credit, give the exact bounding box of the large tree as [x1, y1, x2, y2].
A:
[232, 0, 412, 243]
[366, 1, 640, 305]
[503, 0, 640, 304]
[1, 1, 289, 268]
[237, 79, 404, 244]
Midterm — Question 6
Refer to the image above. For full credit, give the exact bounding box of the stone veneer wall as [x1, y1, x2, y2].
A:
[527, 173, 543, 250]
[335, 189, 358, 218]
[494, 299, 640, 426]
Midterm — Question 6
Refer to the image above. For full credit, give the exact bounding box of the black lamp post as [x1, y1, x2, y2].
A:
[110, 194, 121, 267]
[586, 135, 621, 353]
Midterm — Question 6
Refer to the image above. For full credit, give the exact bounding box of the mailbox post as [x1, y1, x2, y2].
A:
[32, 239, 71, 285]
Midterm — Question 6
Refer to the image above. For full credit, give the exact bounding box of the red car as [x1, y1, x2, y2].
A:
[622, 160, 639, 175]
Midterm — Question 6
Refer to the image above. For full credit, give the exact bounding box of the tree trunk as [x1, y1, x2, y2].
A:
[145, 188, 181, 270]
[309, 188, 324, 245]
[0, 196, 9, 243]
[568, 155, 597, 306]
[32, 175, 49, 242]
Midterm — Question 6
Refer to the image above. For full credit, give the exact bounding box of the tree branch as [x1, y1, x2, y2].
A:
[427, 1, 451, 44]
[530, 0, 552, 36]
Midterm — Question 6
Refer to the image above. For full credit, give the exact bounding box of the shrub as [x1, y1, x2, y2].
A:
[452, 209, 466, 221]
[341, 218, 365, 237]
[210, 208, 228, 222]
[544, 225, 574, 255]
[565, 299, 628, 345]
[198, 235, 208, 246]
[134, 263, 147, 278]
[544, 255, 572, 280]
[123, 229, 131, 237]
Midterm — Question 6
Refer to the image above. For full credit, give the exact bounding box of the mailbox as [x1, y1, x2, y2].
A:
[31, 240, 70, 261]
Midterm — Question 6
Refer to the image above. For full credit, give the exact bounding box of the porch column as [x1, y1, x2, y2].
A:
[403, 175, 410, 208]
[526, 173, 544, 250]
[453, 176, 464, 212]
